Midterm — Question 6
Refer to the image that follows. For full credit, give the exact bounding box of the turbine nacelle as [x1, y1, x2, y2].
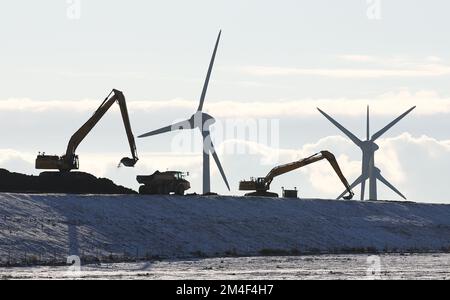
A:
[361, 141, 380, 153]
[189, 111, 216, 131]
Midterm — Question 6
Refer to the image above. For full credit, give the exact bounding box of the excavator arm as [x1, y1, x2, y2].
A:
[116, 91, 139, 167]
[239, 150, 354, 199]
[36, 89, 139, 171]
[320, 151, 354, 200]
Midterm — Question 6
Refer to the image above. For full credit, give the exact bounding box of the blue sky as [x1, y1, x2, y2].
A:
[1, 0, 450, 202]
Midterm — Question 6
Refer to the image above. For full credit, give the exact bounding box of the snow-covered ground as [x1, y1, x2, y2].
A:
[0, 193, 449, 266]
[1, 254, 449, 280]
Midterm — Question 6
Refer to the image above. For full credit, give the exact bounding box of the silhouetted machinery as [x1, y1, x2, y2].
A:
[35, 89, 138, 171]
[239, 150, 354, 199]
[282, 187, 299, 199]
[137, 171, 191, 195]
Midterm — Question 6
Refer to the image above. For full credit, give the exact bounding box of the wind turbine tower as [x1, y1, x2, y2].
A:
[139, 31, 230, 195]
[317, 106, 416, 201]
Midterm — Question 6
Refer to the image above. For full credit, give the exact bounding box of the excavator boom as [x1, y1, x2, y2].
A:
[35, 89, 139, 171]
[239, 150, 354, 199]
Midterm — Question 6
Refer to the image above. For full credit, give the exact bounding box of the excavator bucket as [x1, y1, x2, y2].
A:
[343, 191, 354, 200]
[119, 157, 138, 168]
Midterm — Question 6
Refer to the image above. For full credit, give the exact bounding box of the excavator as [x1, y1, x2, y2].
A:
[239, 150, 354, 199]
[35, 89, 139, 171]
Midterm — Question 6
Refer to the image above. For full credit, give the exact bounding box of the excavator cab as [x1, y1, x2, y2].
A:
[239, 177, 267, 192]
[35, 154, 79, 172]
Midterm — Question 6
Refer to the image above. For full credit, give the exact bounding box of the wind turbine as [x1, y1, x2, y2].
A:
[317, 106, 416, 201]
[138, 31, 230, 195]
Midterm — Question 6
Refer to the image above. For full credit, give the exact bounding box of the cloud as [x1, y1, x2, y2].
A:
[376, 133, 450, 202]
[0, 149, 202, 191]
[219, 133, 450, 203]
[0, 149, 36, 174]
[338, 55, 378, 63]
[239, 55, 450, 79]
[425, 56, 443, 63]
[0, 89, 448, 118]
[303, 133, 450, 203]
[338, 55, 445, 65]
[1, 133, 450, 203]
[0, 98, 193, 113]
[239, 64, 450, 79]
[219, 137, 361, 196]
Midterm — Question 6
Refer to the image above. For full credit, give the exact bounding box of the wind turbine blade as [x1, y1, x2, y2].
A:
[206, 133, 230, 191]
[317, 108, 363, 147]
[337, 174, 364, 200]
[377, 172, 407, 200]
[367, 106, 370, 141]
[371, 106, 416, 141]
[138, 119, 191, 138]
[197, 30, 221, 112]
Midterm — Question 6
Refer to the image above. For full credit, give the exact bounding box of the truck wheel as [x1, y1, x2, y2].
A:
[158, 185, 169, 195]
[139, 186, 146, 194]
[157, 186, 164, 195]
[139, 186, 152, 195]
[176, 185, 185, 196]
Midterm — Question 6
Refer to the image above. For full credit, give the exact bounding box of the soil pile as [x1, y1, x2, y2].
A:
[0, 169, 136, 194]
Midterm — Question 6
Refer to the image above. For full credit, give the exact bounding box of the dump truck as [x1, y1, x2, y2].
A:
[137, 171, 191, 195]
[239, 150, 354, 199]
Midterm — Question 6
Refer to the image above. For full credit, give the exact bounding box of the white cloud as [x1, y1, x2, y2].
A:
[219, 133, 450, 203]
[239, 64, 450, 78]
[0, 149, 35, 163]
[0, 98, 193, 113]
[338, 55, 378, 63]
[239, 55, 450, 79]
[338, 55, 445, 65]
[425, 56, 443, 63]
[0, 149, 202, 191]
[1, 89, 449, 118]
[0, 149, 37, 176]
[1, 133, 450, 203]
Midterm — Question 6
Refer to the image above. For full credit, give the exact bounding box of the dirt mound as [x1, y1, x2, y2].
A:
[0, 169, 136, 195]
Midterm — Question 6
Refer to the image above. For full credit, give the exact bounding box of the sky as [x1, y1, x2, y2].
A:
[1, 0, 450, 203]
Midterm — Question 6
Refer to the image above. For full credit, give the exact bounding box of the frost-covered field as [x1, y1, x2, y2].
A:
[1, 254, 449, 280]
[1, 193, 450, 265]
